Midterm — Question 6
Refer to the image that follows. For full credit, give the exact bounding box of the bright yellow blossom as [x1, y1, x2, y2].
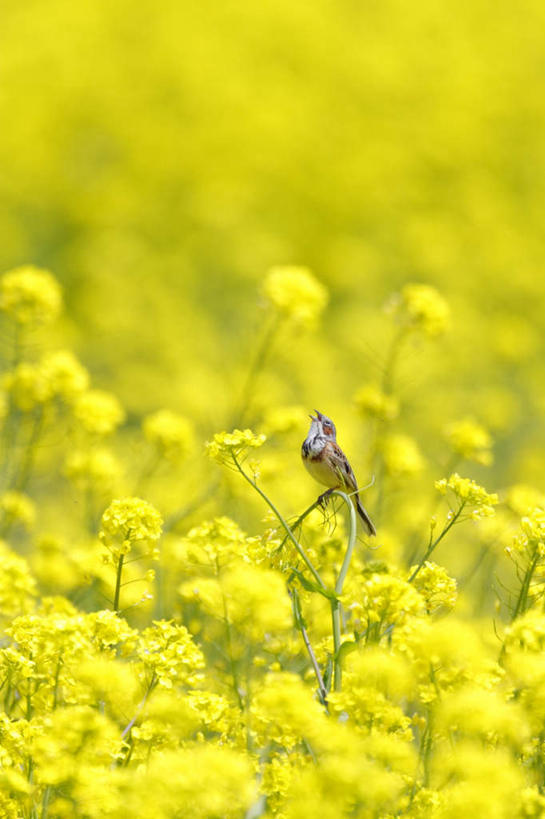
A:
[263, 265, 328, 326]
[410, 561, 457, 613]
[206, 427, 266, 463]
[435, 473, 498, 517]
[0, 265, 62, 325]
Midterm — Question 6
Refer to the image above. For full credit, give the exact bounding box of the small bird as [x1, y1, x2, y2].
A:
[302, 410, 376, 536]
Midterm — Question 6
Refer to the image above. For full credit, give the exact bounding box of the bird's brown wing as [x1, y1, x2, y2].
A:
[327, 442, 376, 536]
[327, 442, 359, 491]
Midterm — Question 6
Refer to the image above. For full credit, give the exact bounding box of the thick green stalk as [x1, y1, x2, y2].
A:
[331, 600, 342, 692]
[232, 453, 327, 592]
[329, 490, 357, 692]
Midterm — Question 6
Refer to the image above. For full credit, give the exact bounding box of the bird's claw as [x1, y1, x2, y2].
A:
[317, 489, 334, 508]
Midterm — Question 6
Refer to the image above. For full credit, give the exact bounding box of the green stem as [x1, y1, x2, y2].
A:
[422, 707, 434, 787]
[512, 545, 540, 621]
[113, 554, 125, 613]
[331, 600, 342, 692]
[232, 453, 327, 592]
[290, 587, 328, 706]
[222, 589, 244, 710]
[330, 491, 357, 693]
[51, 655, 62, 711]
[408, 502, 466, 583]
[277, 497, 324, 552]
[332, 491, 357, 595]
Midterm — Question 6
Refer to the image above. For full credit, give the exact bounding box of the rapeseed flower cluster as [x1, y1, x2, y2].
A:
[263, 266, 329, 327]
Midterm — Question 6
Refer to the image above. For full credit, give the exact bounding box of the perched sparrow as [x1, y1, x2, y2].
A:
[302, 410, 376, 536]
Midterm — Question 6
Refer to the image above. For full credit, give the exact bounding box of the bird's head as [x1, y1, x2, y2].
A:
[308, 409, 336, 440]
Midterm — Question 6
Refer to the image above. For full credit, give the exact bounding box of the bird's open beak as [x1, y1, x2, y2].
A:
[309, 413, 317, 421]
[314, 409, 323, 420]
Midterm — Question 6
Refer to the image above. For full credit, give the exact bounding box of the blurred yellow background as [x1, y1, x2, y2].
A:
[2, 6, 545, 814]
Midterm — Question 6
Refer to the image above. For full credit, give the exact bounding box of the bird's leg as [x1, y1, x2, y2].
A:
[317, 488, 334, 508]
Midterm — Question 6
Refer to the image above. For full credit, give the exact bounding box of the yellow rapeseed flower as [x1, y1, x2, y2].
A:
[444, 417, 493, 465]
[263, 265, 328, 327]
[0, 491, 36, 531]
[388, 283, 450, 337]
[354, 384, 400, 421]
[435, 473, 498, 518]
[409, 561, 457, 614]
[206, 428, 266, 464]
[64, 448, 121, 492]
[381, 434, 425, 478]
[99, 497, 163, 562]
[0, 265, 62, 326]
[143, 408, 194, 462]
[40, 350, 90, 402]
[73, 389, 126, 435]
[4, 362, 51, 411]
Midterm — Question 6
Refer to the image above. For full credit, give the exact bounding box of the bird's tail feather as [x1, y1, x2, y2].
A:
[355, 497, 376, 536]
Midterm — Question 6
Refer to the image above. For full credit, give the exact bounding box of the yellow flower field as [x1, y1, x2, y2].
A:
[1, 1, 545, 816]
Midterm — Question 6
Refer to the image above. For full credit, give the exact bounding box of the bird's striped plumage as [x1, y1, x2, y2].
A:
[302, 410, 376, 536]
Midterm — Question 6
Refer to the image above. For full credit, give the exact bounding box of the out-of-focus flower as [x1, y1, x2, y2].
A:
[4, 362, 51, 411]
[387, 283, 450, 337]
[0, 541, 36, 618]
[263, 405, 308, 435]
[435, 685, 528, 746]
[355, 384, 399, 421]
[344, 569, 425, 632]
[64, 448, 121, 492]
[381, 434, 425, 478]
[263, 265, 328, 327]
[73, 389, 125, 435]
[143, 409, 194, 462]
[0, 265, 62, 326]
[444, 417, 493, 465]
[0, 491, 35, 531]
[504, 484, 545, 517]
[118, 746, 255, 818]
[40, 350, 89, 403]
[206, 428, 266, 464]
[503, 609, 545, 654]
